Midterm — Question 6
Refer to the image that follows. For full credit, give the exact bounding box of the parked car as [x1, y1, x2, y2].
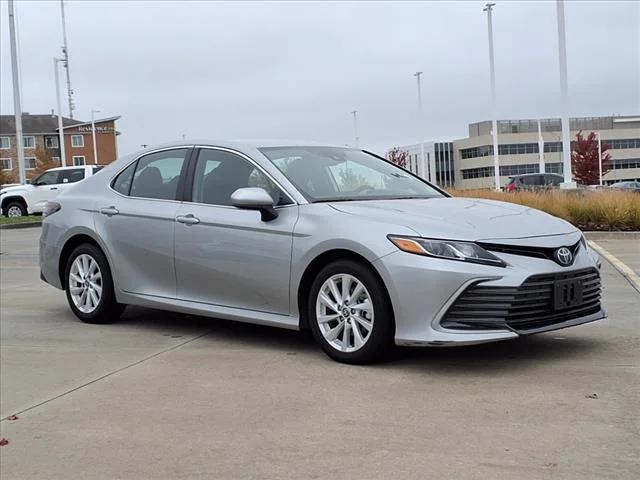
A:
[505, 173, 564, 192]
[1, 165, 104, 217]
[609, 181, 640, 193]
[39, 141, 605, 364]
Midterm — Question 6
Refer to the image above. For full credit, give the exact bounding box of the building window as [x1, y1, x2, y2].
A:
[71, 135, 84, 148]
[25, 157, 37, 170]
[45, 136, 59, 148]
[0, 137, 10, 149]
[613, 158, 640, 169]
[73, 156, 85, 166]
[23, 136, 35, 149]
[606, 138, 640, 150]
[0, 158, 12, 170]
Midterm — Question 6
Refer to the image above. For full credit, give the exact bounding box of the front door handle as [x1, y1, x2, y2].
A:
[50, 187, 58, 190]
[100, 206, 119, 216]
[176, 214, 200, 225]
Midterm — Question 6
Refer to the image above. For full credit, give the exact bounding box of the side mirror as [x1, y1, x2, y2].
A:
[230, 187, 278, 221]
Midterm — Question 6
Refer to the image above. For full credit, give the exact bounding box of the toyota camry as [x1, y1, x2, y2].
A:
[39, 141, 606, 364]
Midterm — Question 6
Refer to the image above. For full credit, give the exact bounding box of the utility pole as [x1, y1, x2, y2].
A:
[414, 72, 429, 182]
[484, 3, 501, 191]
[60, 0, 75, 118]
[8, 0, 26, 185]
[351, 110, 359, 148]
[54, 58, 67, 167]
[556, 0, 575, 188]
[538, 119, 545, 173]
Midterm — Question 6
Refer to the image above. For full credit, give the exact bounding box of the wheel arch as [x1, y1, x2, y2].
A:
[58, 233, 110, 289]
[1, 195, 28, 212]
[296, 248, 395, 332]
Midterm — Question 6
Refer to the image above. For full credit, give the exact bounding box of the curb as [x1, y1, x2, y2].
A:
[0, 222, 42, 230]
[588, 240, 640, 294]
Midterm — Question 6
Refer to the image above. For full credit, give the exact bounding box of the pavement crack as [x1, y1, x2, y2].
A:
[0, 330, 212, 421]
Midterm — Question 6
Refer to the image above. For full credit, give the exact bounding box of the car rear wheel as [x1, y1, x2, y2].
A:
[64, 243, 124, 324]
[4, 201, 27, 217]
[308, 259, 393, 364]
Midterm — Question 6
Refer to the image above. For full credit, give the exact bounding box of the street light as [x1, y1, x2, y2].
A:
[555, 0, 576, 188]
[483, 2, 501, 191]
[8, 0, 26, 185]
[537, 119, 545, 173]
[91, 108, 100, 164]
[414, 72, 427, 181]
[351, 110, 359, 148]
[53, 58, 67, 167]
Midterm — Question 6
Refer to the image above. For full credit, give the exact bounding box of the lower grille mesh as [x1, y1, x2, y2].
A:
[441, 268, 601, 332]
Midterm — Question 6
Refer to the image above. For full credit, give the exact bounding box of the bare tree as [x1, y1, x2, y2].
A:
[386, 147, 409, 169]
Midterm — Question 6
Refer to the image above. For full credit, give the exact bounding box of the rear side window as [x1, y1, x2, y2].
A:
[93, 166, 104, 174]
[130, 149, 188, 200]
[112, 162, 137, 195]
[59, 168, 85, 184]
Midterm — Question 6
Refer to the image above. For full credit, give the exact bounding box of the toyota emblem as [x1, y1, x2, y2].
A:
[555, 247, 573, 266]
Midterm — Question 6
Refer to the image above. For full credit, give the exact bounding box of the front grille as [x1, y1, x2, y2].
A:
[477, 240, 581, 266]
[441, 268, 601, 332]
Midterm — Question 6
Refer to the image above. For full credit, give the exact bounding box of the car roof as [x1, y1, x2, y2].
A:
[45, 165, 105, 172]
[510, 173, 562, 178]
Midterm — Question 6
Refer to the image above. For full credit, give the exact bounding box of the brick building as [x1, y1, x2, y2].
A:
[0, 113, 120, 176]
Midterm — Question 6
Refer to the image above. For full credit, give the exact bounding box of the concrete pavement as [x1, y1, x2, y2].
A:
[1, 228, 639, 479]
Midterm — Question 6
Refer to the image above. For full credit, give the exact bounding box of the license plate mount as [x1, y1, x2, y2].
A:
[553, 278, 584, 310]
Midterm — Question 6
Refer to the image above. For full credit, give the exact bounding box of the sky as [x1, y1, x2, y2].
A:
[1, 0, 639, 157]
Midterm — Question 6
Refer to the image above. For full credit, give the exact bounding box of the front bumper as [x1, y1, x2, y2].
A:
[373, 240, 606, 347]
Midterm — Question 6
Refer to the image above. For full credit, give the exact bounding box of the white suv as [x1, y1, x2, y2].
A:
[1, 165, 104, 217]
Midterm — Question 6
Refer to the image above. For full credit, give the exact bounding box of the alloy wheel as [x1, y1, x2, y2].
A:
[7, 206, 23, 217]
[69, 254, 103, 314]
[315, 274, 374, 352]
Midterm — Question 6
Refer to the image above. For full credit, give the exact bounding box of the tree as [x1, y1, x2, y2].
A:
[0, 167, 18, 187]
[571, 131, 612, 185]
[29, 146, 61, 181]
[386, 147, 409, 169]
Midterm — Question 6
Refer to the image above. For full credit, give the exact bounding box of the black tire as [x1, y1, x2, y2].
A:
[308, 259, 394, 365]
[64, 243, 125, 324]
[3, 201, 27, 217]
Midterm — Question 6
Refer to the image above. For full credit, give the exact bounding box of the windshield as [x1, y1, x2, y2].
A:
[259, 146, 444, 202]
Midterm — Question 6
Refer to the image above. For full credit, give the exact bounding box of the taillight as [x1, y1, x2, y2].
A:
[43, 201, 62, 217]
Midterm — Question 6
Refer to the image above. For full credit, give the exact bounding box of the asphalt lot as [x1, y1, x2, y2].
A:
[1, 228, 638, 479]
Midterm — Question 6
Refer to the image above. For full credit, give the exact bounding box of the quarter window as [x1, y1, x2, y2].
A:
[112, 161, 137, 195]
[0, 158, 11, 170]
[191, 149, 285, 206]
[129, 149, 188, 200]
[0, 137, 9, 149]
[71, 135, 84, 147]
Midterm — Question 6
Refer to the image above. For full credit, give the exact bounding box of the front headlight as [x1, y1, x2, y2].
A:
[388, 235, 507, 267]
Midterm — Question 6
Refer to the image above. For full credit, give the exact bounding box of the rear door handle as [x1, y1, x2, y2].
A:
[50, 187, 58, 190]
[100, 206, 119, 216]
[176, 214, 200, 225]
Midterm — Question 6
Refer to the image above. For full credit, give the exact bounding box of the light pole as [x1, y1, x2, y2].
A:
[8, 0, 26, 185]
[351, 110, 359, 148]
[556, 0, 575, 188]
[91, 108, 100, 164]
[537, 119, 545, 173]
[483, 3, 501, 191]
[597, 131, 603, 186]
[414, 72, 428, 181]
[53, 58, 67, 167]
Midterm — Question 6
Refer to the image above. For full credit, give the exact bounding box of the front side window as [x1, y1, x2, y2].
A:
[191, 149, 287, 206]
[260, 146, 443, 202]
[73, 156, 85, 166]
[33, 170, 59, 186]
[130, 149, 188, 200]
[0, 137, 10, 149]
[71, 135, 84, 147]
[59, 168, 85, 184]
[25, 158, 37, 170]
[23, 136, 35, 149]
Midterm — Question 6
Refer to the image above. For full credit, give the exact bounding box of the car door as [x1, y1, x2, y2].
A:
[30, 170, 63, 210]
[94, 148, 190, 298]
[174, 147, 298, 315]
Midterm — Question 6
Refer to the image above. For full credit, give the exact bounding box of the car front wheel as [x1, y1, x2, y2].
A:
[308, 259, 394, 364]
[64, 243, 124, 323]
[4, 201, 27, 217]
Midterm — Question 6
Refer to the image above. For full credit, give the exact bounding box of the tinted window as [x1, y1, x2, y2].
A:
[192, 149, 286, 206]
[522, 175, 541, 186]
[112, 162, 137, 195]
[59, 168, 85, 184]
[93, 166, 104, 174]
[33, 171, 59, 186]
[130, 149, 188, 200]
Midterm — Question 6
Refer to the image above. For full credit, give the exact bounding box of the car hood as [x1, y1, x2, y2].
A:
[328, 197, 577, 242]
[0, 184, 32, 195]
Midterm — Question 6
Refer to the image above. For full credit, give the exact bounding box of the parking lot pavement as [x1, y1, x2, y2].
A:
[586, 232, 640, 277]
[1, 228, 638, 480]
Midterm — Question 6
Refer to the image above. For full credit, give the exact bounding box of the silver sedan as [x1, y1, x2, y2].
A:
[39, 141, 606, 364]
